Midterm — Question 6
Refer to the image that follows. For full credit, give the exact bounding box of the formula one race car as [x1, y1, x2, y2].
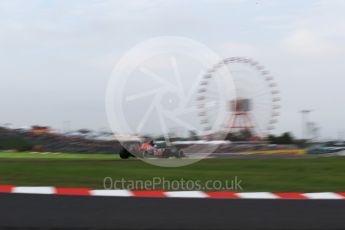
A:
[140, 141, 184, 158]
[120, 141, 184, 159]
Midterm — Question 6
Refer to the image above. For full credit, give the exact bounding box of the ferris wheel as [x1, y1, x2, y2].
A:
[196, 57, 281, 137]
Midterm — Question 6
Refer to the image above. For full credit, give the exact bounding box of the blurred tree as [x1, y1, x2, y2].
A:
[267, 132, 294, 144]
[225, 129, 254, 141]
[0, 135, 33, 151]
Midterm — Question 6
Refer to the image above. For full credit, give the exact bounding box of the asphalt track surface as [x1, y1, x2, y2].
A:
[1, 194, 345, 230]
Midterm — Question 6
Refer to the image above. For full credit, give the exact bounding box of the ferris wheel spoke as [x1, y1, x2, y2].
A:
[249, 86, 271, 94]
[250, 91, 271, 99]
[248, 86, 272, 95]
[205, 100, 219, 108]
[254, 100, 273, 105]
[174, 101, 218, 116]
[202, 88, 220, 95]
[202, 94, 220, 100]
[196, 101, 219, 116]
[174, 106, 198, 116]
[255, 103, 280, 110]
[253, 107, 273, 113]
[255, 103, 275, 108]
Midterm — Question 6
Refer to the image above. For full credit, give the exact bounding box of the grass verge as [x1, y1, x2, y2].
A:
[0, 151, 119, 160]
[0, 152, 344, 192]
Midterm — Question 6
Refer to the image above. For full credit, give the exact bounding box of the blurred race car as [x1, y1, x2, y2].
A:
[140, 141, 184, 158]
[120, 141, 184, 159]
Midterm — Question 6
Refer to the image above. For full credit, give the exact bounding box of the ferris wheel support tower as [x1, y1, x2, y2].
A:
[227, 98, 255, 132]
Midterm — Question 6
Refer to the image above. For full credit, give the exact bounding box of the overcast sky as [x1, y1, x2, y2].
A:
[0, 0, 344, 139]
